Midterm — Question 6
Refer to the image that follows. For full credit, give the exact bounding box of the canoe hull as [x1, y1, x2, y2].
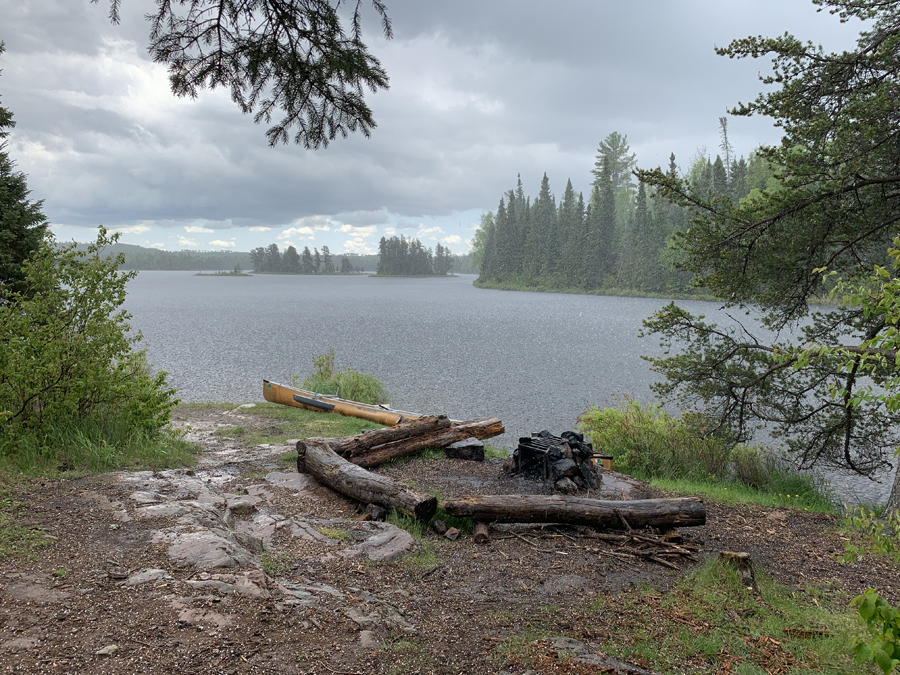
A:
[263, 380, 423, 426]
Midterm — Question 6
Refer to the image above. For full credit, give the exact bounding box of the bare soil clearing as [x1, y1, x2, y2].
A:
[0, 405, 895, 674]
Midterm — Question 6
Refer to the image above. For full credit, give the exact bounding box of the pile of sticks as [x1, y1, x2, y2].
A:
[585, 527, 700, 569]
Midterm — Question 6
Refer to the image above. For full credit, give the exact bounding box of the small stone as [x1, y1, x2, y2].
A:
[431, 519, 448, 535]
[226, 497, 257, 517]
[444, 527, 460, 541]
[365, 504, 386, 521]
[95, 644, 119, 656]
[555, 477, 579, 494]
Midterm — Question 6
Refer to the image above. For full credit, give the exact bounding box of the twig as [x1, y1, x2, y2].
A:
[510, 530, 557, 553]
[615, 510, 633, 533]
[316, 662, 364, 675]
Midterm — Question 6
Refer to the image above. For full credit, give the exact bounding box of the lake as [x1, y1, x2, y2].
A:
[123, 271, 894, 505]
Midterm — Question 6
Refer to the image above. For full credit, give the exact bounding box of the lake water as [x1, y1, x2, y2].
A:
[123, 271, 894, 505]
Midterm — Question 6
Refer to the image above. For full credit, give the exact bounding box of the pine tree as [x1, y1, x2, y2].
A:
[265, 243, 282, 273]
[301, 246, 314, 274]
[283, 245, 301, 274]
[313, 248, 321, 273]
[0, 47, 49, 297]
[321, 245, 333, 273]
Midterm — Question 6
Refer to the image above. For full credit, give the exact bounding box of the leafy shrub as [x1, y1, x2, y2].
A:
[578, 397, 826, 501]
[0, 229, 179, 463]
[843, 505, 900, 564]
[854, 589, 900, 674]
[296, 349, 387, 404]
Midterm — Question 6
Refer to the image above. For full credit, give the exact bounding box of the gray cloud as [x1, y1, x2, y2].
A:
[0, 0, 866, 250]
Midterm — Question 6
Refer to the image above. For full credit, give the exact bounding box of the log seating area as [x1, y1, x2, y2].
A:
[296, 416, 706, 567]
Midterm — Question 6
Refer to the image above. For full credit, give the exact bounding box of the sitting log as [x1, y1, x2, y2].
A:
[440, 495, 705, 530]
[298, 417, 505, 469]
[297, 441, 437, 522]
[330, 416, 453, 458]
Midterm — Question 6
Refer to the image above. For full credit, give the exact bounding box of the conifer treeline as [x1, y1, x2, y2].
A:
[476, 127, 773, 294]
[250, 243, 357, 274]
[376, 236, 453, 275]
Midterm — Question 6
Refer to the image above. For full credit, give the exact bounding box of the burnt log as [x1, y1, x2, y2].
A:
[297, 441, 437, 521]
[440, 495, 705, 530]
[350, 418, 504, 469]
[473, 522, 490, 544]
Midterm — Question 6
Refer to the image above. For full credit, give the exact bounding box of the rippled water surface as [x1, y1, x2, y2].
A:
[124, 271, 894, 504]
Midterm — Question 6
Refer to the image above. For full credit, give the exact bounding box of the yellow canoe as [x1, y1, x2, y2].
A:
[263, 380, 428, 426]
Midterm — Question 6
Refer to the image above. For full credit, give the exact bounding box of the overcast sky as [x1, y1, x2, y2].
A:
[0, 1, 864, 255]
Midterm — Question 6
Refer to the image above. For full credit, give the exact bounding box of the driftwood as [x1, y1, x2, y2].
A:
[298, 417, 505, 469]
[440, 495, 706, 530]
[297, 440, 437, 521]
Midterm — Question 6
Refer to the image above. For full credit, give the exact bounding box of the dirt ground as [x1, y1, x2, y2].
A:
[0, 405, 895, 675]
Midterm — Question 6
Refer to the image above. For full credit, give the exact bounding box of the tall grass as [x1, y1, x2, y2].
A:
[0, 410, 197, 476]
[579, 398, 833, 510]
[293, 350, 387, 404]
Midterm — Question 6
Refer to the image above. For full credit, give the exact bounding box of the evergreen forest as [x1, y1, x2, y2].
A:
[375, 236, 454, 276]
[249, 243, 357, 274]
[475, 125, 774, 295]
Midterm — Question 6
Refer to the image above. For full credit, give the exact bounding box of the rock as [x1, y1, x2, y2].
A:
[2, 638, 38, 651]
[544, 637, 654, 674]
[167, 530, 255, 570]
[225, 497, 257, 517]
[444, 438, 485, 461]
[95, 644, 119, 657]
[365, 504, 387, 521]
[444, 527, 460, 541]
[555, 477, 579, 494]
[431, 519, 448, 535]
[765, 510, 788, 523]
[551, 458, 579, 480]
[124, 569, 171, 586]
[233, 531, 265, 553]
[134, 503, 191, 519]
[352, 523, 420, 562]
[265, 472, 317, 494]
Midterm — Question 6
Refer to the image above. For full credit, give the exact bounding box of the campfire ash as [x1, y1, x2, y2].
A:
[506, 431, 610, 493]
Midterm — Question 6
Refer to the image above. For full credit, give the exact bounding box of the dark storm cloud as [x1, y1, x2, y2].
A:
[0, 0, 865, 247]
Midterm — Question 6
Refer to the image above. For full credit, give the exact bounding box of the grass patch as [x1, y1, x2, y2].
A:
[259, 551, 292, 576]
[0, 414, 198, 477]
[0, 490, 49, 559]
[579, 398, 834, 511]
[650, 476, 836, 513]
[317, 526, 350, 541]
[484, 443, 509, 459]
[207, 401, 383, 446]
[583, 558, 867, 674]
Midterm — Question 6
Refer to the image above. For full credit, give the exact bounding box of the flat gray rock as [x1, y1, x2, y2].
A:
[444, 437, 485, 461]
[351, 523, 420, 562]
[167, 530, 255, 570]
[124, 569, 171, 586]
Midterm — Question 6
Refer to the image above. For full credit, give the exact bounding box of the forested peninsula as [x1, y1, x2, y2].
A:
[472, 126, 773, 296]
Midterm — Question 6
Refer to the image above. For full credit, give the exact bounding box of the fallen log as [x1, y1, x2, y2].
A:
[296, 417, 504, 469]
[317, 416, 452, 458]
[351, 418, 504, 468]
[440, 495, 705, 530]
[297, 441, 437, 522]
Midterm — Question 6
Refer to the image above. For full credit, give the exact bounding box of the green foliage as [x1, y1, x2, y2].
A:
[296, 350, 387, 404]
[843, 505, 900, 564]
[0, 228, 180, 468]
[854, 589, 900, 674]
[98, 0, 393, 148]
[578, 398, 831, 508]
[636, 1, 900, 489]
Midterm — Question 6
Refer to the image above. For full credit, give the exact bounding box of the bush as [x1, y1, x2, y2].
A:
[296, 350, 387, 404]
[854, 589, 900, 675]
[578, 398, 827, 502]
[0, 229, 179, 464]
